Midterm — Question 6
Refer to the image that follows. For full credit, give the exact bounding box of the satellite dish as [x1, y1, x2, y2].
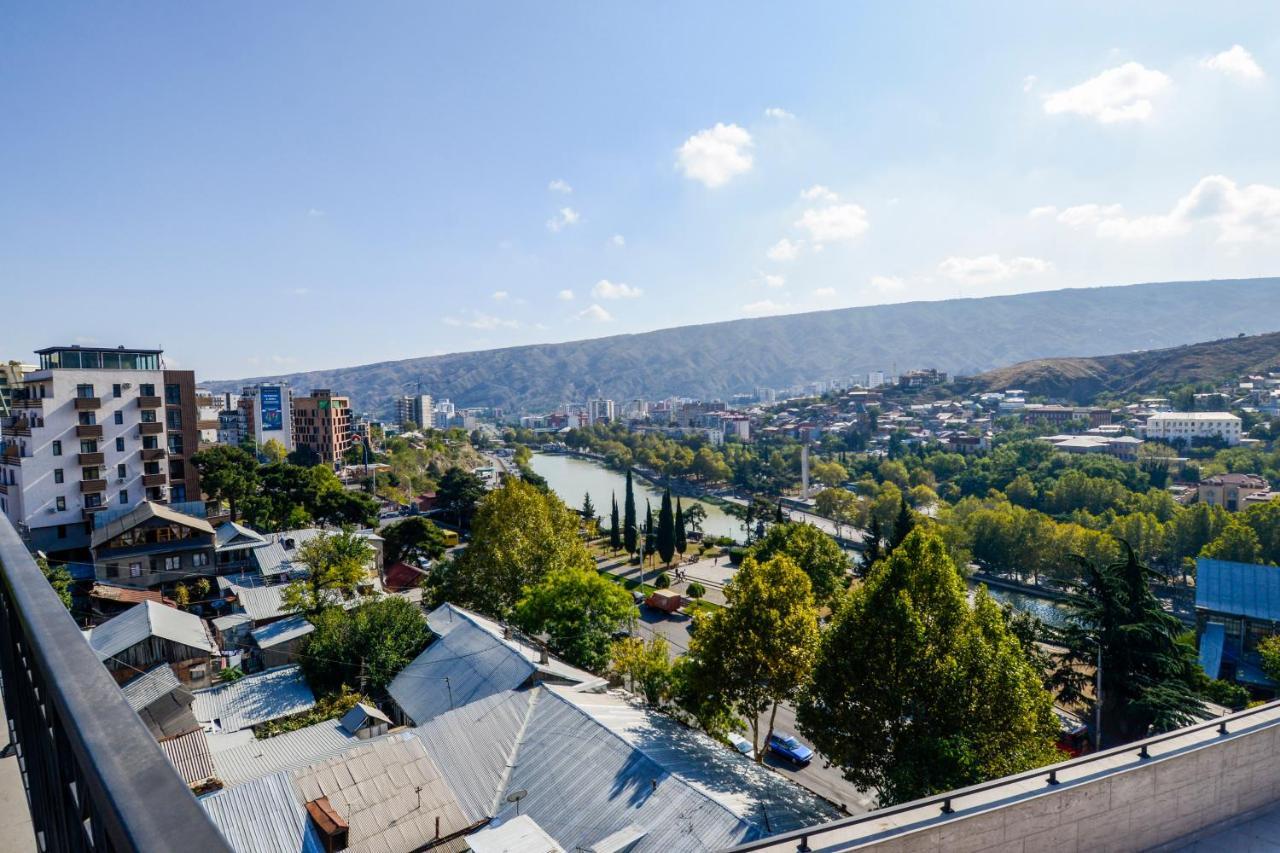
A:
[505, 789, 527, 803]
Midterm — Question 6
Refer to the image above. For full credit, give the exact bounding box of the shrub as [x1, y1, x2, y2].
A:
[727, 546, 747, 565]
[686, 582, 707, 600]
[655, 571, 671, 589]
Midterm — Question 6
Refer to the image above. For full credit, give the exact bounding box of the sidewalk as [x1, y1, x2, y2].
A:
[597, 553, 736, 606]
[0, 688, 37, 852]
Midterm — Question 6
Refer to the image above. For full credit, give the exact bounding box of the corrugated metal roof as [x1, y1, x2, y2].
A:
[121, 663, 181, 710]
[252, 615, 314, 648]
[253, 529, 326, 577]
[1199, 622, 1226, 680]
[340, 702, 391, 733]
[290, 734, 472, 853]
[91, 500, 215, 548]
[466, 815, 565, 853]
[160, 729, 216, 787]
[210, 718, 381, 787]
[230, 583, 291, 622]
[86, 600, 218, 661]
[201, 771, 326, 853]
[389, 604, 596, 726]
[213, 613, 254, 632]
[192, 665, 316, 733]
[215, 521, 269, 551]
[1196, 558, 1280, 621]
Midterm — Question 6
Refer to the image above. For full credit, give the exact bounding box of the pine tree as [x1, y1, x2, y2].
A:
[865, 516, 882, 567]
[582, 492, 596, 524]
[609, 493, 622, 553]
[657, 489, 676, 566]
[644, 501, 657, 561]
[675, 498, 688, 557]
[889, 496, 914, 552]
[623, 469, 638, 555]
[775, 502, 785, 524]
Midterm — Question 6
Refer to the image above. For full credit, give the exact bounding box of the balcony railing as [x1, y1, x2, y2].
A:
[77, 452, 105, 466]
[80, 479, 107, 494]
[140, 448, 166, 462]
[75, 425, 103, 439]
[73, 397, 102, 411]
[136, 396, 162, 409]
[137, 423, 163, 436]
[0, 512, 231, 851]
[141, 473, 166, 488]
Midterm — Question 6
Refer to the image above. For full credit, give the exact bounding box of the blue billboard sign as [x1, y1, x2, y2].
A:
[260, 386, 284, 431]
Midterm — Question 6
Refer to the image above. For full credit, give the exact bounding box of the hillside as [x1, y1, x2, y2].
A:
[209, 277, 1280, 415]
[963, 330, 1280, 403]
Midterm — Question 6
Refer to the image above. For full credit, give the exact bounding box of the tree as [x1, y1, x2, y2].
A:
[282, 529, 374, 616]
[261, 438, 288, 464]
[313, 488, 379, 529]
[438, 467, 487, 530]
[657, 489, 676, 566]
[815, 488, 863, 539]
[302, 597, 431, 694]
[1259, 634, 1280, 683]
[644, 501, 656, 559]
[192, 445, 259, 521]
[888, 495, 915, 552]
[681, 555, 819, 762]
[582, 492, 596, 526]
[675, 498, 688, 557]
[447, 479, 594, 618]
[1053, 546, 1207, 748]
[864, 516, 882, 567]
[37, 557, 73, 610]
[516, 565, 637, 671]
[749, 522, 849, 604]
[623, 469, 638, 556]
[798, 528, 1060, 805]
[382, 517, 448, 567]
[683, 503, 707, 537]
[611, 636, 673, 704]
[609, 494, 622, 553]
[686, 581, 707, 600]
[1201, 518, 1263, 564]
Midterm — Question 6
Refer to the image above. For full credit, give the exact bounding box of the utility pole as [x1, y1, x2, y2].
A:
[1095, 639, 1103, 752]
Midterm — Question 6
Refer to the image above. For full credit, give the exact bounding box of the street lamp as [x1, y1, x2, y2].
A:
[1093, 636, 1103, 752]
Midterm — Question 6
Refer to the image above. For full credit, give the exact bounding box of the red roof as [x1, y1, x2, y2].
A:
[89, 583, 175, 607]
[383, 562, 429, 593]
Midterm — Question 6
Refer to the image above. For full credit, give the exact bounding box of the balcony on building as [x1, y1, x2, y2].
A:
[78, 451, 105, 465]
[11, 397, 42, 411]
[141, 473, 167, 488]
[80, 479, 107, 494]
[140, 447, 167, 461]
[73, 396, 102, 411]
[0, 445, 24, 466]
[2, 417, 32, 437]
[76, 424, 103, 438]
[81, 505, 107, 520]
[137, 395, 162, 409]
[138, 422, 163, 436]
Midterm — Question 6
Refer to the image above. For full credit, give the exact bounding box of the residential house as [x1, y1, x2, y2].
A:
[1198, 473, 1275, 512]
[86, 600, 219, 687]
[90, 500, 216, 589]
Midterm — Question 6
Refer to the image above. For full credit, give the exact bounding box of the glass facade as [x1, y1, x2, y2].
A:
[38, 348, 161, 371]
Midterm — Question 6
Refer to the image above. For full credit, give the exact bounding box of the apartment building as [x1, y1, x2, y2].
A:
[0, 346, 178, 554]
[588, 398, 615, 424]
[162, 370, 202, 504]
[292, 389, 352, 466]
[237, 383, 294, 452]
[195, 391, 222, 447]
[395, 394, 434, 430]
[1144, 412, 1243, 446]
[1, 361, 36, 417]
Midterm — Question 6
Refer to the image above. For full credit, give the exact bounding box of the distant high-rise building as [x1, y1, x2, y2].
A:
[395, 394, 434, 430]
[238, 383, 294, 452]
[292, 389, 352, 466]
[755, 387, 776, 403]
[588, 398, 615, 424]
[867, 371, 886, 388]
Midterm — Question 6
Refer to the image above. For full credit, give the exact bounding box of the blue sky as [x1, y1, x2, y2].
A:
[4, 3, 1279, 379]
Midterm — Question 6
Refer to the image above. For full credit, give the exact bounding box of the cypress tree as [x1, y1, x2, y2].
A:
[889, 496, 914, 552]
[623, 469, 638, 555]
[582, 492, 595, 524]
[609, 493, 622, 553]
[865, 516, 882, 567]
[675, 497, 687, 556]
[644, 501, 656, 560]
[657, 489, 676, 566]
[775, 502, 785, 524]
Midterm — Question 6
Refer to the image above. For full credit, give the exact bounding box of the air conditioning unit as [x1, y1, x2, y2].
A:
[122, 383, 132, 390]
[46, 507, 57, 514]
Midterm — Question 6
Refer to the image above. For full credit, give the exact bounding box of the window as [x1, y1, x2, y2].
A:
[51, 440, 61, 456]
[55, 496, 66, 511]
[168, 460, 184, 479]
[83, 467, 100, 481]
[118, 490, 128, 504]
[53, 469, 63, 484]
[142, 436, 158, 450]
[192, 553, 209, 568]
[170, 484, 186, 502]
[78, 412, 96, 426]
[80, 439, 97, 453]
[139, 383, 155, 397]
[144, 462, 161, 476]
[116, 437, 125, 452]
[140, 410, 156, 423]
[167, 435, 184, 455]
[114, 411, 124, 425]
[164, 556, 180, 572]
[166, 409, 182, 429]
[105, 563, 118, 579]
[129, 563, 142, 578]
[84, 494, 102, 509]
[112, 384, 122, 398]
[116, 463, 126, 479]
[75, 384, 95, 399]
[165, 384, 181, 405]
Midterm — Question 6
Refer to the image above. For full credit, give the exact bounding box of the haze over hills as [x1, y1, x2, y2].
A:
[209, 278, 1280, 416]
[962, 330, 1280, 404]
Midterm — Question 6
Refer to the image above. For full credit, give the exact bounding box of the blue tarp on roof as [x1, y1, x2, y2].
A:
[1196, 558, 1280, 622]
[1199, 622, 1225, 680]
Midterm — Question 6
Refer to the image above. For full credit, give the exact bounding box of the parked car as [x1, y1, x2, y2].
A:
[727, 733, 752, 755]
[767, 732, 813, 767]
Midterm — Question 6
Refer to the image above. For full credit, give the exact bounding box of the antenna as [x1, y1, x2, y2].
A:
[506, 789, 528, 816]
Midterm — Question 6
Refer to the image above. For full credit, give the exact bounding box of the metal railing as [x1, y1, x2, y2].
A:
[726, 697, 1280, 852]
[0, 513, 231, 852]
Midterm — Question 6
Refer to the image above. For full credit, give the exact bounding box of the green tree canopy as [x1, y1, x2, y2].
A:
[681, 554, 819, 762]
[609, 494, 622, 552]
[611, 636, 673, 705]
[623, 469, 638, 555]
[301, 597, 431, 694]
[381, 516, 448, 567]
[657, 489, 676, 565]
[675, 498, 688, 556]
[797, 527, 1060, 805]
[748, 521, 849, 604]
[191, 445, 259, 521]
[283, 529, 375, 616]
[516, 564, 637, 671]
[438, 467, 487, 530]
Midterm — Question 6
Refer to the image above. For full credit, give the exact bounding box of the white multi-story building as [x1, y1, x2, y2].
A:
[588, 398, 615, 425]
[1144, 412, 1243, 446]
[867, 371, 886, 389]
[0, 346, 178, 554]
[238, 383, 295, 451]
[395, 394, 434, 430]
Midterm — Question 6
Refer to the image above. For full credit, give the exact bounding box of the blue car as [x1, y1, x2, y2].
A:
[768, 733, 813, 766]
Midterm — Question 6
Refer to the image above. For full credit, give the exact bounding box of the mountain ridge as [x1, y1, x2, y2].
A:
[206, 277, 1280, 415]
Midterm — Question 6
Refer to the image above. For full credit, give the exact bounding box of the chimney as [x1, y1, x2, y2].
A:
[539, 644, 549, 665]
[305, 797, 349, 853]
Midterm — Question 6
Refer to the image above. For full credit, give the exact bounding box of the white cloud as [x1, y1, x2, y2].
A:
[575, 303, 613, 322]
[676, 123, 754, 188]
[548, 178, 573, 194]
[740, 299, 793, 316]
[546, 207, 581, 232]
[592, 279, 643, 299]
[937, 255, 1052, 284]
[1042, 62, 1171, 123]
[1028, 205, 1058, 219]
[557, 289, 575, 301]
[491, 290, 510, 301]
[1050, 175, 1280, 243]
[444, 311, 520, 330]
[610, 234, 626, 247]
[1200, 45, 1264, 80]
[762, 273, 786, 289]
[870, 275, 906, 292]
[1022, 75, 1038, 93]
[812, 287, 837, 298]
[794, 203, 869, 244]
[800, 185, 839, 203]
[764, 106, 794, 120]
[767, 238, 802, 261]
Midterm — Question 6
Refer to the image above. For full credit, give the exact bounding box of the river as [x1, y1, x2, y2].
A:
[528, 452, 745, 541]
[977, 584, 1071, 629]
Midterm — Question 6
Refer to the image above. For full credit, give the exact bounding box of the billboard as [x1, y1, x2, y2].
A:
[260, 385, 284, 432]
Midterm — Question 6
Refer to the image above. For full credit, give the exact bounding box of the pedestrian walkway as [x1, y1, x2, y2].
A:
[597, 554, 734, 606]
[0, 688, 37, 852]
